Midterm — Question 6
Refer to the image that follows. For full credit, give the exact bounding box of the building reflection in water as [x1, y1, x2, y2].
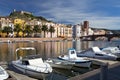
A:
[0, 40, 117, 62]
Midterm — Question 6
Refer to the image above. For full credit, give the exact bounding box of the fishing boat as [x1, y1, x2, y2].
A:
[12, 47, 53, 79]
[58, 48, 92, 68]
[0, 66, 9, 80]
[101, 47, 120, 57]
[77, 46, 119, 60]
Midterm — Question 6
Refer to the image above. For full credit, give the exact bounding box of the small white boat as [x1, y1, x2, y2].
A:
[101, 47, 120, 57]
[58, 48, 92, 68]
[77, 47, 119, 60]
[0, 66, 9, 80]
[12, 47, 53, 79]
[45, 58, 74, 69]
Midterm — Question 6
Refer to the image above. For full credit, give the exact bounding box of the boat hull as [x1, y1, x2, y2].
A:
[58, 57, 91, 68]
[74, 61, 91, 68]
[12, 62, 50, 79]
[45, 59, 74, 69]
[49, 63, 73, 69]
[0, 66, 9, 80]
[77, 54, 117, 60]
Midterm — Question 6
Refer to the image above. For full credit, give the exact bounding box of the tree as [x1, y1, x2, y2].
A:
[24, 25, 32, 37]
[2, 26, 13, 37]
[41, 25, 48, 38]
[14, 24, 22, 37]
[49, 26, 55, 38]
[33, 25, 41, 37]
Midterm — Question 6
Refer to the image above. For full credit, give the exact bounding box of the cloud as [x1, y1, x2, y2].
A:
[1, 0, 120, 29]
[35, 0, 120, 30]
[88, 17, 120, 30]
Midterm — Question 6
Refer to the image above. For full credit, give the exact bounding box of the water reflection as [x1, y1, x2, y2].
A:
[0, 40, 120, 62]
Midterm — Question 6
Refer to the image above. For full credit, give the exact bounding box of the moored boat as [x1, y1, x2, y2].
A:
[77, 46, 119, 60]
[12, 47, 53, 79]
[45, 58, 74, 69]
[101, 47, 120, 57]
[0, 66, 9, 80]
[58, 48, 92, 68]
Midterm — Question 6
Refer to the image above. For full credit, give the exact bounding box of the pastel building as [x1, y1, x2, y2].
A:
[25, 19, 42, 26]
[43, 23, 72, 38]
[14, 18, 25, 27]
[94, 30, 106, 35]
[72, 24, 82, 38]
[0, 17, 12, 29]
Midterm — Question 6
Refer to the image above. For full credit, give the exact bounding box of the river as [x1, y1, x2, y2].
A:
[0, 39, 120, 79]
[0, 39, 120, 62]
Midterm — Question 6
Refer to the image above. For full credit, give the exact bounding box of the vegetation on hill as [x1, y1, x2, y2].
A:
[9, 11, 48, 22]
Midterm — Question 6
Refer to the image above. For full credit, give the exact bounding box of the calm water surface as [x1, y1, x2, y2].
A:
[0, 40, 120, 62]
[0, 39, 120, 79]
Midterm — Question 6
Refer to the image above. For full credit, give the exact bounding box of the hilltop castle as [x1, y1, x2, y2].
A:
[13, 9, 32, 15]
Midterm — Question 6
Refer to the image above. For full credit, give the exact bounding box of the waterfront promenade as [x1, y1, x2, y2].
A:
[0, 37, 72, 42]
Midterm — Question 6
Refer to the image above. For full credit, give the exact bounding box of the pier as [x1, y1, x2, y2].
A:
[0, 58, 120, 80]
[68, 58, 120, 80]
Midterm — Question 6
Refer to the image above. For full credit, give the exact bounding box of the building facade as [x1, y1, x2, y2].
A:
[0, 17, 12, 29]
[72, 24, 82, 38]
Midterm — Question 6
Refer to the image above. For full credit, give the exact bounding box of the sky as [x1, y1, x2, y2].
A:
[0, 0, 120, 30]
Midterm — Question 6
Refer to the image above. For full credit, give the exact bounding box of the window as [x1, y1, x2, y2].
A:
[22, 61, 29, 65]
[71, 51, 75, 54]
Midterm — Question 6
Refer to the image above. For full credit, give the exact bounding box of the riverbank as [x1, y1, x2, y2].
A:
[0, 37, 73, 42]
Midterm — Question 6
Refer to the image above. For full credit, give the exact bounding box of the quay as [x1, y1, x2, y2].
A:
[0, 50, 120, 80]
[7, 70, 37, 80]
[68, 58, 120, 80]
[0, 38, 72, 42]
[1, 58, 120, 80]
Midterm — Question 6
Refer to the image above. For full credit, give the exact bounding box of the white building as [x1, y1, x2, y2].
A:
[88, 28, 94, 35]
[72, 24, 82, 38]
[0, 17, 12, 29]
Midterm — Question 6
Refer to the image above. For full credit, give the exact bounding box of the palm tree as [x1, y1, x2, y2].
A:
[24, 25, 32, 37]
[41, 25, 48, 38]
[14, 24, 22, 37]
[49, 26, 55, 38]
[2, 26, 12, 37]
[33, 25, 41, 37]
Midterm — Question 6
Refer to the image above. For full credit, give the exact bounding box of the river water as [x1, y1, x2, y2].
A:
[1, 39, 120, 62]
[0, 39, 120, 79]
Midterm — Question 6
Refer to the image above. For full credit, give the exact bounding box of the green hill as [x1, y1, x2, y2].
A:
[9, 10, 48, 22]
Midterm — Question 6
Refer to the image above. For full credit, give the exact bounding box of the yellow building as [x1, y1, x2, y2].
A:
[14, 19, 25, 36]
[14, 18, 25, 26]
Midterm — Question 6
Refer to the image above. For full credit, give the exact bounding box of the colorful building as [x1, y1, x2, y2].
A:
[14, 18, 25, 26]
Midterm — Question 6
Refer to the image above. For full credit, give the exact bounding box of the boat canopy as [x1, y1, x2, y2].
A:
[28, 58, 44, 66]
[102, 47, 120, 53]
[91, 47, 102, 53]
[68, 48, 77, 59]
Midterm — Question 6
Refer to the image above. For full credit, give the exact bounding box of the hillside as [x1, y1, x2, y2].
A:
[9, 10, 48, 22]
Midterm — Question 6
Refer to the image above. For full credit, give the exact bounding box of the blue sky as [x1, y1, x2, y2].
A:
[0, 0, 120, 30]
